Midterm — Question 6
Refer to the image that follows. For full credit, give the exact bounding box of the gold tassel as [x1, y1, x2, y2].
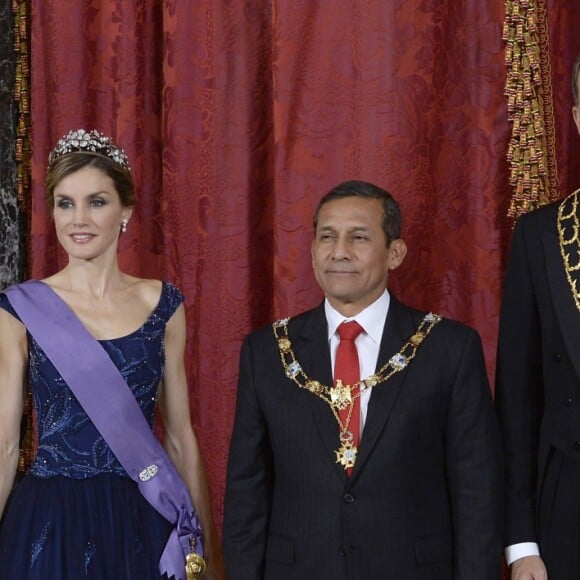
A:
[504, 0, 559, 218]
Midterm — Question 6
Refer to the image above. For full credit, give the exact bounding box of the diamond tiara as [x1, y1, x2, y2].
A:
[48, 129, 131, 172]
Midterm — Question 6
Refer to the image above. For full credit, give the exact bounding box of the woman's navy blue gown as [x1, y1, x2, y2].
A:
[0, 282, 183, 579]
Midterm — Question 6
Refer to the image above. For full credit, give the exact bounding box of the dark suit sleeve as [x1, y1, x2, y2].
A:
[223, 334, 273, 580]
[445, 328, 504, 579]
[495, 217, 544, 545]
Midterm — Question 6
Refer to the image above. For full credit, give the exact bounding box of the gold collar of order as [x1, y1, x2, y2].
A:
[273, 312, 442, 470]
[557, 190, 580, 313]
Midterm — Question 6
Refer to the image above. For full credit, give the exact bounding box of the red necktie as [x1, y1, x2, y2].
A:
[334, 321, 364, 474]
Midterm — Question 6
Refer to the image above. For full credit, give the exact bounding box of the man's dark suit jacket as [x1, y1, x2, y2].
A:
[496, 197, 580, 570]
[224, 295, 503, 580]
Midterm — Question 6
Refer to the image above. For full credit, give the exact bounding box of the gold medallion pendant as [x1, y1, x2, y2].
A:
[186, 551, 207, 579]
[335, 438, 358, 469]
[329, 379, 353, 410]
[186, 538, 207, 580]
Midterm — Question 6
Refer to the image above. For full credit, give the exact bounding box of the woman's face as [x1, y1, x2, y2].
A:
[52, 165, 132, 262]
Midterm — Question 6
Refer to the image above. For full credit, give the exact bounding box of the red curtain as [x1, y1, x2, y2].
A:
[30, 0, 580, 529]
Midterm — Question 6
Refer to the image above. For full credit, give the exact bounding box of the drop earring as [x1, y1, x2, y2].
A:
[121, 219, 129, 233]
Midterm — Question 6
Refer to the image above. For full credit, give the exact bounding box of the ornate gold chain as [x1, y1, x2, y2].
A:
[273, 312, 442, 469]
[557, 189, 580, 313]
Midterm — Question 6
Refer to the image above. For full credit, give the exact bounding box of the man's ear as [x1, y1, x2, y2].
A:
[387, 239, 407, 271]
[574, 105, 580, 136]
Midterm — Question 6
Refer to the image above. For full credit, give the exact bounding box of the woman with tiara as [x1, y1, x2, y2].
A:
[0, 130, 225, 579]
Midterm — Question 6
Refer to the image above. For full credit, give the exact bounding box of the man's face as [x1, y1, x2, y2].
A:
[311, 196, 406, 317]
[573, 71, 580, 135]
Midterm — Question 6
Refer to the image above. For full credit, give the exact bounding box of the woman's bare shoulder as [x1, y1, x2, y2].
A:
[123, 276, 163, 309]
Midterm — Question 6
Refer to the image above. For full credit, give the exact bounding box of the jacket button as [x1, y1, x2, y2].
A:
[338, 546, 347, 557]
[553, 353, 562, 362]
[575, 441, 580, 450]
[343, 493, 355, 504]
[565, 396, 574, 407]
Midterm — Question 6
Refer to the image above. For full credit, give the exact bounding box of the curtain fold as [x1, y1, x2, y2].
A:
[27, 0, 580, 529]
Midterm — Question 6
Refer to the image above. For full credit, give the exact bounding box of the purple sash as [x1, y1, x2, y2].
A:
[5, 280, 203, 580]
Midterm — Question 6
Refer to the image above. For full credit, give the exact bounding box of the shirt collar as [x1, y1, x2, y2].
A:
[324, 290, 390, 345]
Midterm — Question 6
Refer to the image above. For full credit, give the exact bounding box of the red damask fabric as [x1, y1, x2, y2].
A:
[29, 0, 580, 531]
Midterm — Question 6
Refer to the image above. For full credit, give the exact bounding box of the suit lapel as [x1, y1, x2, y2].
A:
[543, 230, 580, 380]
[351, 297, 417, 480]
[290, 304, 346, 479]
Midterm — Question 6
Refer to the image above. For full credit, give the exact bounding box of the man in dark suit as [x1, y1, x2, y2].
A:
[223, 180, 503, 579]
[495, 55, 580, 580]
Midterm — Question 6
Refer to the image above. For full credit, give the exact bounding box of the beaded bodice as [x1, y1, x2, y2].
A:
[0, 281, 183, 479]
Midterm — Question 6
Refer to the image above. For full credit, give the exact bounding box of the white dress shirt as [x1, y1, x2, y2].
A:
[325, 290, 390, 433]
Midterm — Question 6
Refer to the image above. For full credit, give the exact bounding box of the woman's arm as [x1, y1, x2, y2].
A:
[158, 303, 225, 580]
[0, 309, 27, 518]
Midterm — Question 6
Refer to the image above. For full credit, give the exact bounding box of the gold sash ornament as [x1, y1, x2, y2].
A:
[273, 312, 442, 470]
[186, 538, 207, 579]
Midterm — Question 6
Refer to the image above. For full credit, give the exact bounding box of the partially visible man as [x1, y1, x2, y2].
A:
[224, 180, 503, 579]
[496, 55, 580, 580]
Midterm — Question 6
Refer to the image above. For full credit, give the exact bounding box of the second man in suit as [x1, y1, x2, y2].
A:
[223, 180, 503, 579]
[495, 55, 580, 580]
